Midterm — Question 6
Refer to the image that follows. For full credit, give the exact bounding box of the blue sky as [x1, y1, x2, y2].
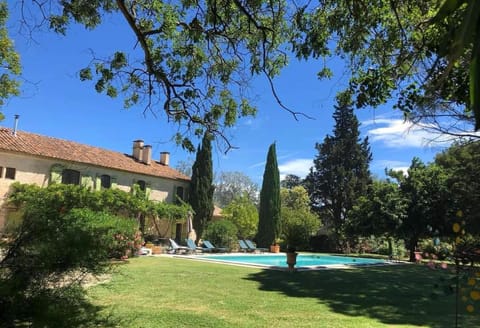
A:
[2, 3, 451, 184]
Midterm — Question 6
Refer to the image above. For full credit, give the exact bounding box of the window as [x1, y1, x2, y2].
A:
[0, 166, 3, 178]
[5, 167, 16, 180]
[61, 169, 80, 185]
[176, 186, 185, 203]
[100, 174, 111, 189]
[137, 180, 146, 191]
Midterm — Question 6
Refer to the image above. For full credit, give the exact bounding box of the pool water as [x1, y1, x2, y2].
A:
[197, 254, 385, 269]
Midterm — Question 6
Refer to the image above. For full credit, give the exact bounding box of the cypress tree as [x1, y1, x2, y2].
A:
[189, 132, 214, 241]
[305, 92, 372, 249]
[256, 142, 281, 248]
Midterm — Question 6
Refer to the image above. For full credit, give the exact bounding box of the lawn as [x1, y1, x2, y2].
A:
[87, 256, 479, 328]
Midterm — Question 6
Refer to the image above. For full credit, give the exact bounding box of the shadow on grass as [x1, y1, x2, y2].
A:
[1, 285, 124, 328]
[244, 264, 479, 328]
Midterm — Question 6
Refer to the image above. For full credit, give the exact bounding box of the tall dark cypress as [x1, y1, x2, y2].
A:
[305, 92, 372, 248]
[256, 142, 281, 248]
[189, 132, 214, 241]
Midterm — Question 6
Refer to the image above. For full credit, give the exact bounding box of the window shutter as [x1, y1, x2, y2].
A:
[81, 175, 93, 188]
[50, 164, 64, 184]
[111, 176, 118, 188]
[95, 174, 101, 191]
[146, 182, 152, 200]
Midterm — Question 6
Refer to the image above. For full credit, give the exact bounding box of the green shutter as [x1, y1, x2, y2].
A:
[146, 182, 152, 200]
[111, 176, 118, 188]
[81, 175, 93, 188]
[95, 174, 101, 191]
[50, 164, 64, 184]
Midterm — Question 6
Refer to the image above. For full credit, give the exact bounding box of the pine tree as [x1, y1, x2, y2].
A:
[256, 142, 281, 248]
[305, 92, 372, 249]
[189, 132, 214, 241]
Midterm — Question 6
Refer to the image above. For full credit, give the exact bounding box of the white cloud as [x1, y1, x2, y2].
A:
[372, 160, 410, 175]
[278, 158, 313, 180]
[362, 118, 451, 148]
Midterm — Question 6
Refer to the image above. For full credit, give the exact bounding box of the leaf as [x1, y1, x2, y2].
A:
[430, 0, 467, 24]
[470, 27, 480, 130]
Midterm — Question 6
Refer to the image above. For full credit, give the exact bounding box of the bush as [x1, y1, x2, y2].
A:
[0, 199, 140, 326]
[281, 207, 320, 250]
[203, 220, 238, 249]
[418, 238, 453, 260]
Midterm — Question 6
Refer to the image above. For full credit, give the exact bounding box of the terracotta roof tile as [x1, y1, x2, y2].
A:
[0, 128, 190, 181]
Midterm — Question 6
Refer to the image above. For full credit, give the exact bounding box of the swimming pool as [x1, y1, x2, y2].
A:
[196, 254, 386, 270]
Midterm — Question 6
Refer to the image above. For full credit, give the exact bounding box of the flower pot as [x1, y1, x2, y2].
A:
[270, 245, 280, 253]
[286, 252, 298, 272]
[152, 246, 163, 254]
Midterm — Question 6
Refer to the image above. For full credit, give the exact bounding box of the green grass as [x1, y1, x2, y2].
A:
[87, 257, 479, 328]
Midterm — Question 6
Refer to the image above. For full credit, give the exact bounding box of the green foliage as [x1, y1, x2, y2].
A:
[292, 1, 478, 134]
[280, 174, 303, 189]
[190, 132, 214, 240]
[222, 193, 258, 239]
[388, 158, 450, 262]
[24, 0, 291, 150]
[304, 93, 371, 248]
[257, 142, 281, 247]
[0, 1, 21, 113]
[347, 179, 407, 241]
[435, 141, 480, 234]
[280, 186, 320, 250]
[0, 205, 137, 326]
[203, 219, 238, 249]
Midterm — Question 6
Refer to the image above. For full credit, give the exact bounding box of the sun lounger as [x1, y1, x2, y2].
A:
[185, 238, 206, 254]
[203, 240, 229, 252]
[168, 238, 190, 254]
[244, 239, 268, 253]
[238, 240, 252, 252]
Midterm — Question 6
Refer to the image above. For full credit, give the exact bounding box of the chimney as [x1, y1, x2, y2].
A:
[132, 140, 144, 161]
[159, 152, 170, 166]
[142, 145, 152, 165]
[13, 114, 19, 136]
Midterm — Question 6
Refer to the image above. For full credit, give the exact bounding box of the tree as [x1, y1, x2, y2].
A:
[214, 171, 258, 208]
[256, 142, 281, 248]
[222, 193, 258, 239]
[388, 158, 450, 262]
[304, 92, 371, 249]
[0, 1, 20, 119]
[280, 174, 302, 189]
[189, 132, 214, 241]
[203, 219, 238, 250]
[347, 179, 407, 256]
[292, 1, 480, 137]
[12, 0, 295, 151]
[435, 140, 480, 234]
[174, 158, 194, 177]
[280, 186, 320, 250]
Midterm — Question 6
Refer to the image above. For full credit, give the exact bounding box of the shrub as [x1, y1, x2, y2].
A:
[203, 220, 238, 249]
[0, 203, 139, 326]
[281, 207, 320, 250]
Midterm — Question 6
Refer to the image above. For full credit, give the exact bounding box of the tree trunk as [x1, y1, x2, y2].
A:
[408, 237, 418, 262]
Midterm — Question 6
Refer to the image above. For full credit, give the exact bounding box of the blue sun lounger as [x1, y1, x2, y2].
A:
[244, 239, 268, 253]
[203, 240, 229, 253]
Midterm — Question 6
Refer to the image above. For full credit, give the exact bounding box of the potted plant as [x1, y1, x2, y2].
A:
[270, 239, 281, 253]
[286, 245, 298, 271]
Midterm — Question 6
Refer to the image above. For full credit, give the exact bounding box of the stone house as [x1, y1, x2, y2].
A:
[0, 127, 190, 240]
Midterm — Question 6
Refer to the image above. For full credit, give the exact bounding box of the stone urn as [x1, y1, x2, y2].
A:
[286, 247, 298, 272]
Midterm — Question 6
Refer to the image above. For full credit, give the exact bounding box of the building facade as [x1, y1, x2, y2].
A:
[0, 127, 190, 239]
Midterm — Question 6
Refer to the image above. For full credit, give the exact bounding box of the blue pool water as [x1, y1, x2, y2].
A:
[197, 254, 385, 269]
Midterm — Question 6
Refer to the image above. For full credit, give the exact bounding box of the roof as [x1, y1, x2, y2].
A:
[0, 127, 190, 181]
